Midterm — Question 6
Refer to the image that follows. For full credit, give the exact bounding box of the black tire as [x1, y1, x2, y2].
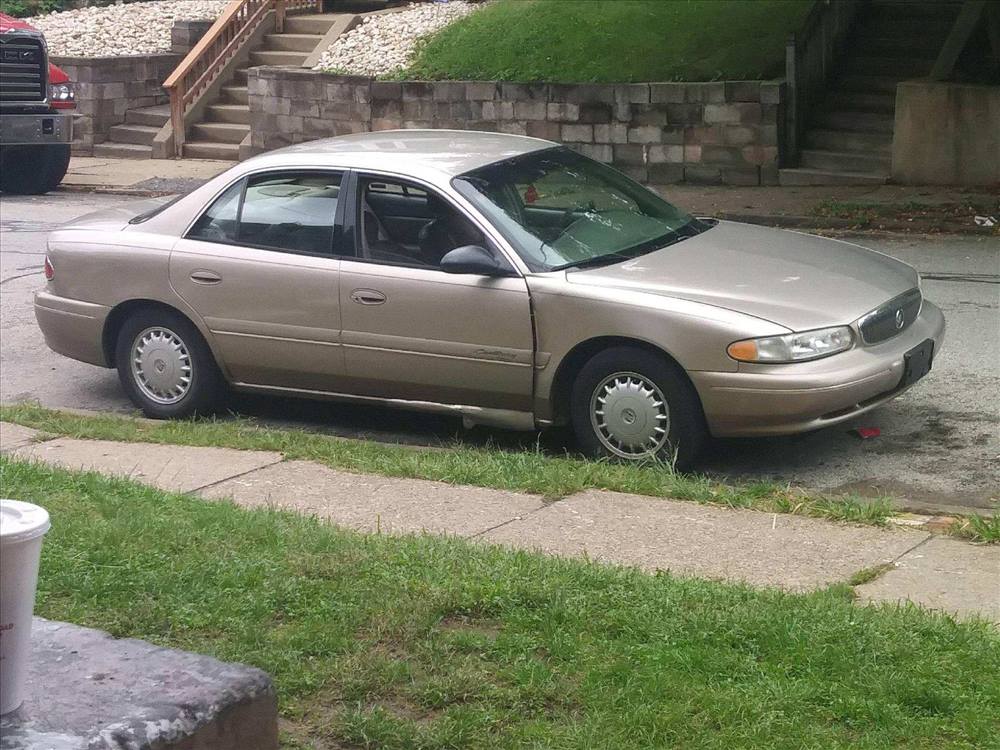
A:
[115, 308, 223, 419]
[0, 144, 71, 195]
[570, 346, 707, 471]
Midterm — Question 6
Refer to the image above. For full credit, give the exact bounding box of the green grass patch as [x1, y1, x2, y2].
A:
[950, 514, 1000, 544]
[1, 402, 893, 525]
[810, 198, 1000, 232]
[402, 0, 811, 83]
[3, 458, 998, 749]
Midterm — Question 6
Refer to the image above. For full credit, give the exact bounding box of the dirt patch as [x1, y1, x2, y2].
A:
[437, 613, 502, 639]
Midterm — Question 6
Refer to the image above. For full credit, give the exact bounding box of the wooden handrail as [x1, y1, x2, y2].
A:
[164, 0, 321, 157]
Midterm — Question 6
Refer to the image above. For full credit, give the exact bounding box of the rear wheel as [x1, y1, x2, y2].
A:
[570, 346, 707, 470]
[115, 309, 222, 419]
[0, 145, 71, 195]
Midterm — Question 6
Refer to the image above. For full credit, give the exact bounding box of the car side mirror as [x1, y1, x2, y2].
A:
[440, 245, 514, 277]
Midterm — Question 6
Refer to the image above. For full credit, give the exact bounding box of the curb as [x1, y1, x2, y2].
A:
[715, 212, 999, 236]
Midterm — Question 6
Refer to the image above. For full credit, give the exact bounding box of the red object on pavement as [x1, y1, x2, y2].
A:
[854, 427, 881, 439]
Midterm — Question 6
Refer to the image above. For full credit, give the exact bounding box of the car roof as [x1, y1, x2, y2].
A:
[243, 129, 556, 180]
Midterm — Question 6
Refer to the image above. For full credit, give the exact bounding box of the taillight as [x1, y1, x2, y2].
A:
[44, 256, 54, 280]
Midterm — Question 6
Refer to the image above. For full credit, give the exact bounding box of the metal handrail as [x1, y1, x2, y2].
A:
[163, 0, 320, 157]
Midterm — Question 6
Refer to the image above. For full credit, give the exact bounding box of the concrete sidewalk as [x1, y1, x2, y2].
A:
[59, 155, 998, 233]
[3, 421, 998, 622]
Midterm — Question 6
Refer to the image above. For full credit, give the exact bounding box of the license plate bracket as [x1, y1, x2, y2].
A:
[900, 338, 934, 389]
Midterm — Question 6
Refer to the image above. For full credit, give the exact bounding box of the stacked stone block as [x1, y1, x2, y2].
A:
[249, 68, 785, 186]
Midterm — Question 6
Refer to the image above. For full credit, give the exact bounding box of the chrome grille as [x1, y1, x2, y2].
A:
[858, 288, 922, 345]
[0, 35, 46, 103]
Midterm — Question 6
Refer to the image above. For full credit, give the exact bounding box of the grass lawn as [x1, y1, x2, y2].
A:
[3, 457, 999, 749]
[404, 0, 812, 83]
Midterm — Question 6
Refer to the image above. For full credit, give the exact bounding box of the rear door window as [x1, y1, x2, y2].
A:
[187, 171, 343, 256]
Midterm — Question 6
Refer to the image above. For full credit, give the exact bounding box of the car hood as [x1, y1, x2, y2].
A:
[56, 197, 173, 233]
[565, 220, 919, 330]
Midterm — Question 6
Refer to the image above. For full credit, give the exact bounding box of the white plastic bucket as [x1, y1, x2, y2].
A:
[0, 499, 50, 715]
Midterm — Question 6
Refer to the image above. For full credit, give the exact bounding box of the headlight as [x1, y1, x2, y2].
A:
[727, 326, 854, 363]
[49, 82, 74, 102]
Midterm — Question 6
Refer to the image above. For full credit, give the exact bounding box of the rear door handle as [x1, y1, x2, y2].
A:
[190, 270, 222, 285]
[350, 289, 386, 305]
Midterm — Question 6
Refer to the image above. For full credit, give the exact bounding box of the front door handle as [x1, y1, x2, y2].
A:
[190, 270, 222, 285]
[350, 289, 386, 305]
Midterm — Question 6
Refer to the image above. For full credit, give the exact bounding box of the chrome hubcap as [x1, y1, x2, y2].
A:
[590, 372, 670, 458]
[130, 327, 192, 405]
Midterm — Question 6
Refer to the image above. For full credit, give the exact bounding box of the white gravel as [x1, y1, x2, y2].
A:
[314, 1, 478, 77]
[28, 0, 229, 57]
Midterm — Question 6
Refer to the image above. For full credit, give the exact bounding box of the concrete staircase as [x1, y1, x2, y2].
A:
[93, 104, 171, 159]
[182, 13, 337, 160]
[780, 0, 963, 186]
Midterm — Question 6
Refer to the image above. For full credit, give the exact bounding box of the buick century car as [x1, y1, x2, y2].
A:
[36, 130, 944, 466]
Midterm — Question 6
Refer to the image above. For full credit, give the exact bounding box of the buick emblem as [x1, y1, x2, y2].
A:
[895, 309, 904, 329]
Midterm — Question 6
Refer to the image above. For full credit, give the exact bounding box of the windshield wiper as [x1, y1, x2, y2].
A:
[550, 252, 634, 272]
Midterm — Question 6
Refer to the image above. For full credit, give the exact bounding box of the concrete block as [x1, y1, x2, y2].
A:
[514, 100, 548, 120]
[647, 163, 685, 184]
[499, 120, 528, 136]
[613, 143, 646, 165]
[546, 102, 579, 122]
[684, 125, 726, 145]
[500, 82, 547, 101]
[593, 123, 628, 144]
[723, 125, 760, 146]
[201, 460, 545, 537]
[686, 82, 726, 103]
[402, 81, 433, 101]
[683, 144, 702, 163]
[703, 104, 742, 124]
[432, 81, 467, 102]
[616, 164, 647, 182]
[684, 165, 724, 184]
[647, 144, 684, 163]
[721, 165, 762, 185]
[760, 161, 780, 186]
[578, 103, 613, 124]
[701, 145, 746, 164]
[666, 103, 704, 125]
[11, 439, 283, 494]
[550, 82, 615, 104]
[466, 82, 498, 100]
[481, 491, 930, 591]
[615, 83, 650, 104]
[627, 125, 662, 144]
[0, 618, 277, 750]
[725, 81, 761, 102]
[630, 104, 668, 126]
[370, 81, 402, 100]
[525, 120, 561, 140]
[741, 144, 779, 165]
[576, 143, 613, 162]
[760, 80, 785, 104]
[561, 123, 593, 143]
[649, 82, 686, 104]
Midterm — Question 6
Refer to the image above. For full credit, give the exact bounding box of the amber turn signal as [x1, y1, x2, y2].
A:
[726, 340, 758, 362]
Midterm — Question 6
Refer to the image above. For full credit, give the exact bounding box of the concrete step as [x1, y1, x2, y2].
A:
[800, 149, 891, 174]
[107, 123, 160, 146]
[813, 109, 895, 135]
[232, 67, 249, 85]
[844, 55, 934, 78]
[125, 103, 170, 128]
[823, 91, 896, 115]
[206, 103, 251, 125]
[284, 13, 340, 35]
[264, 32, 324, 52]
[220, 85, 249, 105]
[250, 49, 308, 66]
[779, 168, 888, 186]
[92, 142, 152, 159]
[190, 122, 250, 144]
[182, 140, 240, 160]
[804, 128, 893, 153]
[836, 75, 903, 94]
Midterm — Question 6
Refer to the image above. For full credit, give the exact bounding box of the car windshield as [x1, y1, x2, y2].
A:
[453, 147, 707, 272]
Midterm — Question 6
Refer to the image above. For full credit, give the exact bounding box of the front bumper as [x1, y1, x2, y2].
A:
[690, 300, 946, 438]
[34, 291, 110, 368]
[0, 112, 73, 146]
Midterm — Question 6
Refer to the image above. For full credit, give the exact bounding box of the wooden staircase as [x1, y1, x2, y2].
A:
[780, 0, 964, 185]
[182, 13, 336, 160]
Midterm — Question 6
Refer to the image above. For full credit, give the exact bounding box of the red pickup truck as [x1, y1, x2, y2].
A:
[0, 12, 76, 194]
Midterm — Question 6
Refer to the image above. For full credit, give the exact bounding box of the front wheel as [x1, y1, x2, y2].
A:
[570, 346, 707, 470]
[115, 309, 222, 419]
[0, 144, 71, 195]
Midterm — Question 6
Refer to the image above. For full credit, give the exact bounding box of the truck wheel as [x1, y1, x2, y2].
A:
[570, 346, 707, 471]
[115, 309, 223, 419]
[0, 145, 71, 195]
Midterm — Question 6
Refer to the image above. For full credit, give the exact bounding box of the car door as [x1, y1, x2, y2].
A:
[337, 172, 535, 411]
[170, 169, 348, 391]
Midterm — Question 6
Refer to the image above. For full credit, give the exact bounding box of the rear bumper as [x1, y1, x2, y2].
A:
[0, 113, 73, 146]
[34, 291, 110, 367]
[691, 300, 945, 438]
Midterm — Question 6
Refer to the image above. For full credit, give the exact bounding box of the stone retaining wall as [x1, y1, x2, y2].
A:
[52, 53, 180, 154]
[248, 68, 785, 186]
